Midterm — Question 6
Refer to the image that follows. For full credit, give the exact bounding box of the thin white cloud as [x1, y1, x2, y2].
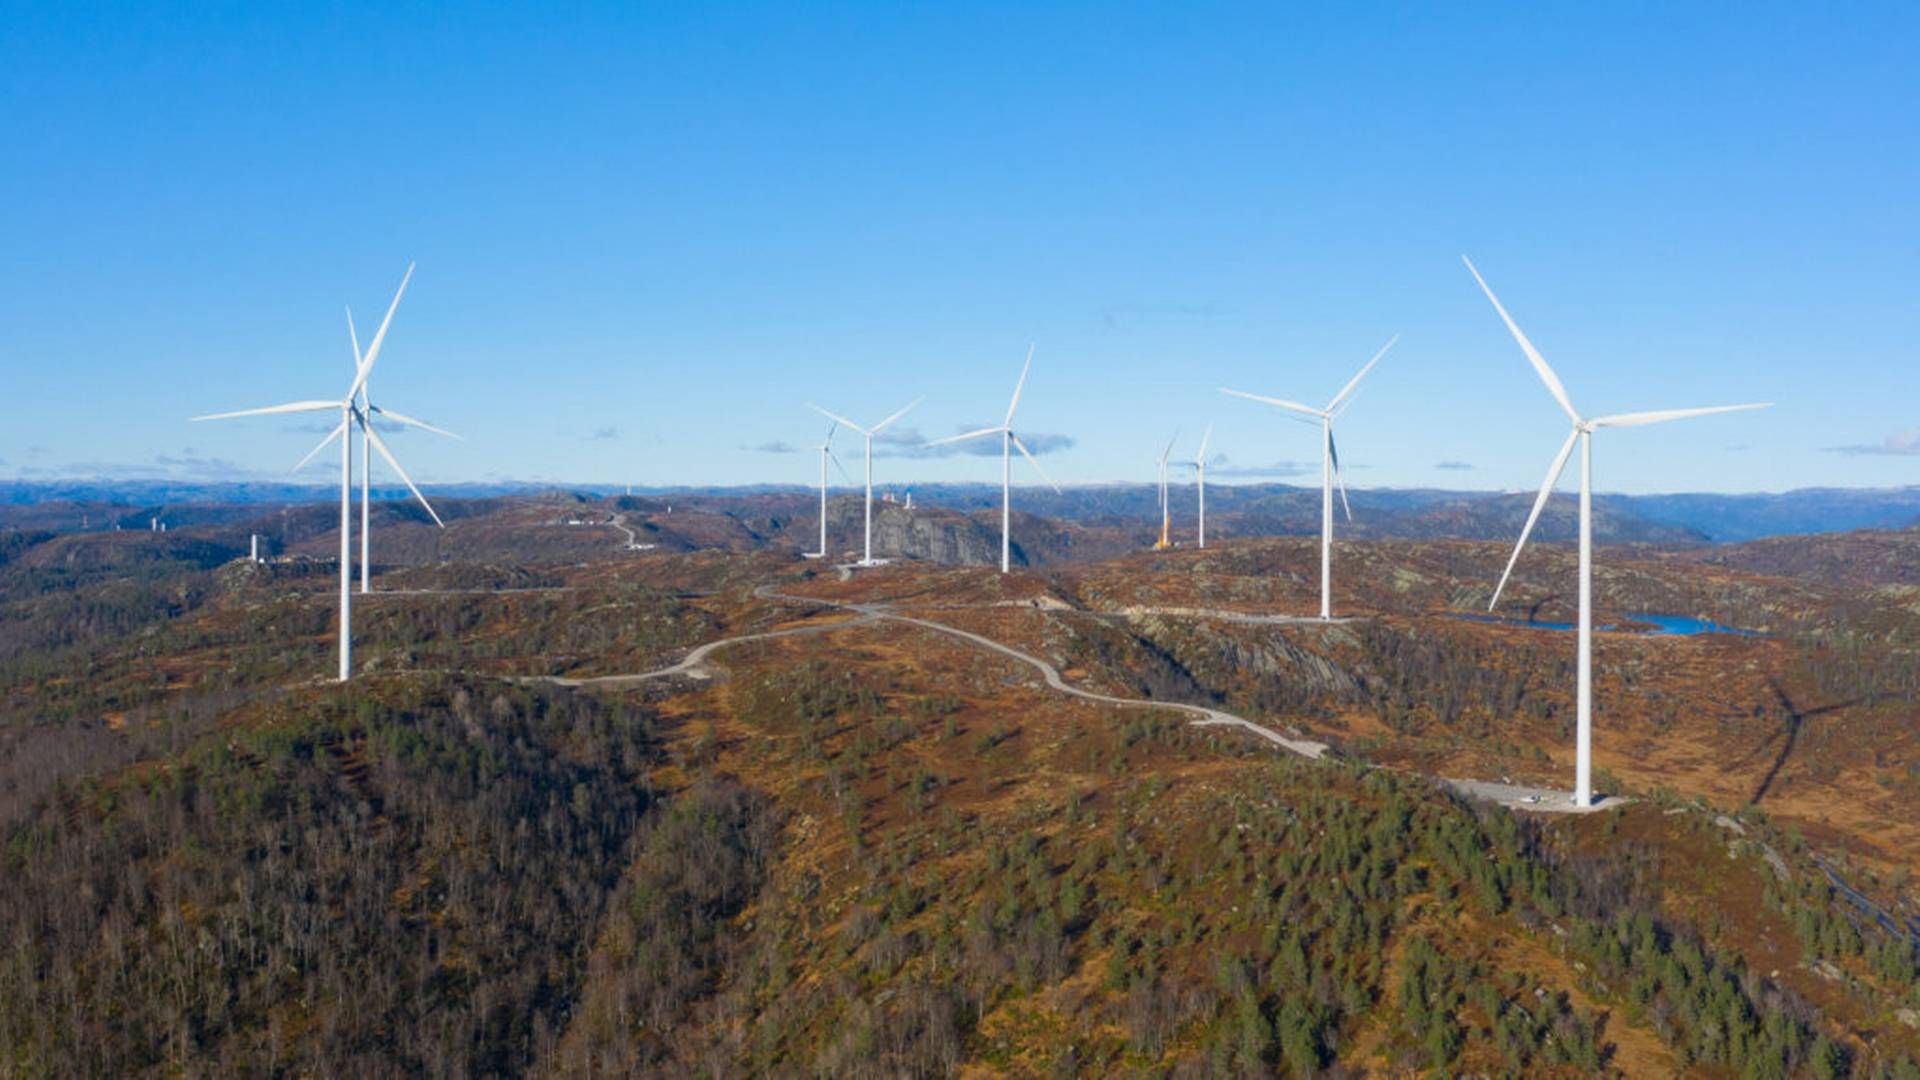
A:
[873, 426, 1075, 459]
[1207, 455, 1318, 479]
[1826, 429, 1920, 456]
[14, 452, 274, 482]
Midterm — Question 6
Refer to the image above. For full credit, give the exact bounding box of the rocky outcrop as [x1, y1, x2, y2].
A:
[826, 500, 1003, 566]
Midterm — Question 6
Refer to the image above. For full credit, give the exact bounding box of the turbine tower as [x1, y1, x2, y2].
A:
[1221, 334, 1397, 619]
[926, 346, 1063, 573]
[807, 421, 854, 559]
[1185, 426, 1212, 549]
[808, 397, 922, 566]
[195, 264, 446, 681]
[1465, 255, 1769, 808]
[344, 306, 461, 594]
[1153, 430, 1179, 550]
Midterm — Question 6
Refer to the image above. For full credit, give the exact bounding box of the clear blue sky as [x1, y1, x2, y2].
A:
[3, 3, 1915, 494]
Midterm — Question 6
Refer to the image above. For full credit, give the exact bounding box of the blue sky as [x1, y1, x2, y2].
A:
[2, 2, 1915, 495]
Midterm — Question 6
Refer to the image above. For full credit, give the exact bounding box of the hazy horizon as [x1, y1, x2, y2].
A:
[4, 474, 1919, 503]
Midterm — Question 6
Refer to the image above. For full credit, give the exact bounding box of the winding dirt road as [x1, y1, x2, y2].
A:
[607, 513, 641, 549]
[871, 606, 1329, 759]
[536, 582, 1329, 760]
[488, 522, 1596, 810]
[541, 611, 879, 688]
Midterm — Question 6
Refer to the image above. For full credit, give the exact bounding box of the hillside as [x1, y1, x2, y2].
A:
[0, 517, 1916, 1075]
[1683, 528, 1920, 590]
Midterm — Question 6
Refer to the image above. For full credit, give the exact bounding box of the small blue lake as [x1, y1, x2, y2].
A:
[1628, 614, 1760, 638]
[1449, 612, 1760, 637]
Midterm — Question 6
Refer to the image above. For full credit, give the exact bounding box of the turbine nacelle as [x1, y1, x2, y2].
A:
[1183, 426, 1213, 471]
[194, 265, 450, 530]
[1220, 333, 1396, 608]
[807, 397, 922, 442]
[1468, 256, 1769, 613]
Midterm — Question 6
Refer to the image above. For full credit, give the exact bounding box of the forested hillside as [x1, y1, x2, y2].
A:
[1, 525, 1916, 1075]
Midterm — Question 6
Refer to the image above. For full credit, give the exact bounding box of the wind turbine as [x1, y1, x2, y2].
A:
[1185, 426, 1213, 548]
[807, 397, 922, 566]
[925, 346, 1063, 573]
[1222, 335, 1397, 619]
[1464, 255, 1769, 808]
[194, 264, 445, 681]
[1153, 430, 1179, 550]
[807, 421, 854, 559]
[344, 306, 461, 593]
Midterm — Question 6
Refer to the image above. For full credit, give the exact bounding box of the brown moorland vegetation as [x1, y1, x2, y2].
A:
[1, 511, 1916, 1075]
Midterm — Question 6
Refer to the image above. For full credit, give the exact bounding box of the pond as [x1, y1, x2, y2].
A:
[1448, 612, 1760, 637]
[1627, 614, 1761, 637]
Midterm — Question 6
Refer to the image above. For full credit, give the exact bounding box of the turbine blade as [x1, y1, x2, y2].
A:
[364, 421, 445, 527]
[369, 405, 462, 440]
[1587, 403, 1771, 429]
[1219, 388, 1325, 419]
[346, 262, 415, 402]
[1461, 256, 1580, 423]
[871, 396, 923, 434]
[193, 400, 342, 421]
[1195, 424, 1212, 463]
[1011, 433, 1063, 494]
[1329, 430, 1353, 522]
[822, 421, 838, 445]
[808, 404, 867, 435]
[927, 425, 1003, 447]
[1160, 429, 1181, 464]
[293, 419, 347, 472]
[1489, 428, 1580, 611]
[1004, 344, 1034, 425]
[828, 450, 856, 486]
[345, 306, 362, 367]
[1327, 334, 1399, 414]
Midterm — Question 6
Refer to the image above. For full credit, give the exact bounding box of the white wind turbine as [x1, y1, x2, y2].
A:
[345, 306, 461, 593]
[1221, 334, 1397, 620]
[806, 421, 855, 559]
[925, 347, 1063, 573]
[807, 397, 922, 566]
[1153, 430, 1180, 550]
[195, 264, 446, 681]
[1185, 426, 1213, 549]
[1464, 255, 1769, 808]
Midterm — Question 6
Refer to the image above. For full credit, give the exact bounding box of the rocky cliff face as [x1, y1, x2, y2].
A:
[825, 499, 1004, 565]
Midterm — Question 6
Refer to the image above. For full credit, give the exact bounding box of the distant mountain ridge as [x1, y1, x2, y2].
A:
[1615, 487, 1920, 542]
[1, 479, 1915, 546]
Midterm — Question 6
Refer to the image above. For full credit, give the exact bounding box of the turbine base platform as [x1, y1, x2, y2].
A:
[1442, 777, 1630, 815]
